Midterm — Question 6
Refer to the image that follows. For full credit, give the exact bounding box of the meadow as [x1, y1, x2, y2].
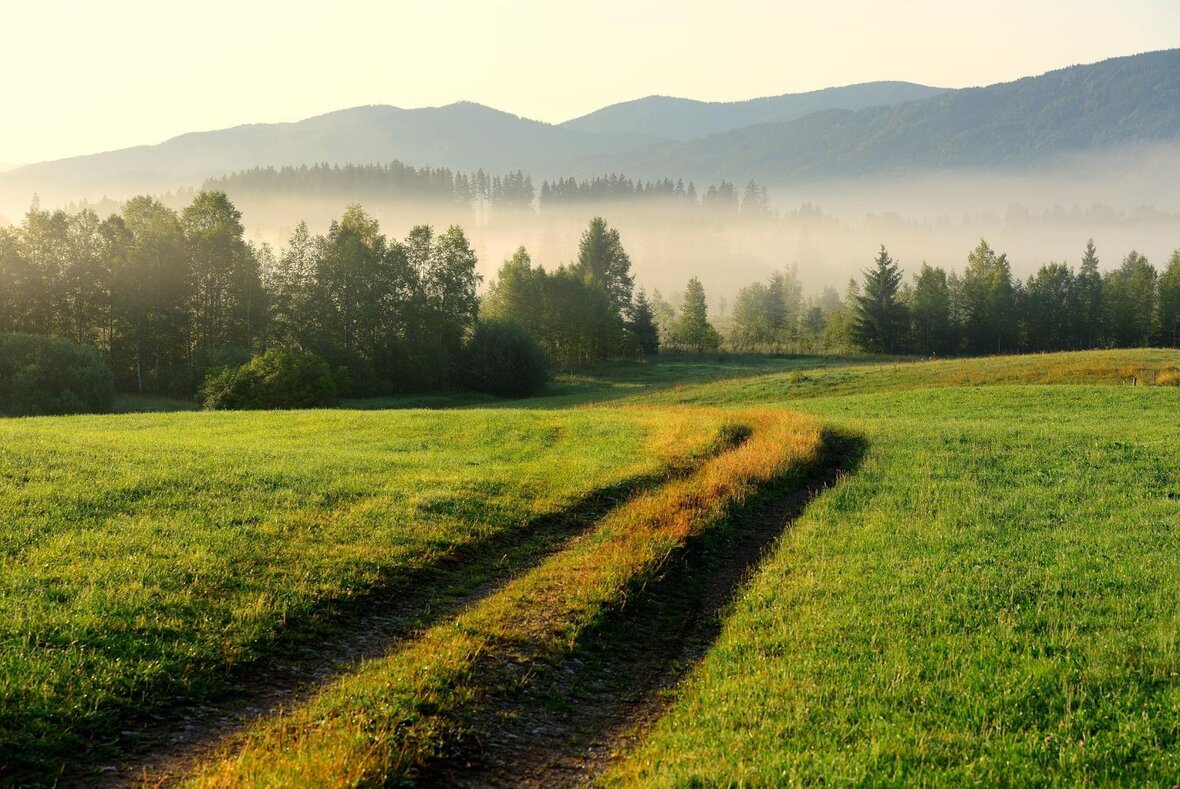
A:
[2, 347, 1179, 785]
[610, 385, 1180, 785]
[0, 407, 729, 781]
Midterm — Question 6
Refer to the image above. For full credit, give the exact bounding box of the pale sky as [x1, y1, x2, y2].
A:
[3, 0, 1178, 165]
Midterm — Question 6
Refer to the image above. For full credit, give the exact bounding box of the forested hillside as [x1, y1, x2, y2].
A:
[3, 49, 1177, 210]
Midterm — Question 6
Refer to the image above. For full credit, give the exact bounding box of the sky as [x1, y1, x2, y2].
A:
[3, 0, 1178, 165]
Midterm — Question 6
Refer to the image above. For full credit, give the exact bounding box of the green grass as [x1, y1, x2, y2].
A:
[349, 353, 888, 411]
[632, 347, 1180, 408]
[0, 407, 723, 781]
[189, 410, 824, 786]
[609, 382, 1180, 785]
[7, 347, 1180, 785]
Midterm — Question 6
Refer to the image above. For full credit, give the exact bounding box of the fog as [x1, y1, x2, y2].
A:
[3, 143, 1178, 309]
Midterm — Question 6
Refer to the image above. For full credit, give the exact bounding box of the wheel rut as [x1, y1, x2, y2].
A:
[61, 472, 674, 787]
[419, 433, 865, 788]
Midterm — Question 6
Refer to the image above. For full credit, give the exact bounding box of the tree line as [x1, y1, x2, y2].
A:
[0, 194, 684, 400]
[3, 188, 1176, 410]
[849, 240, 1180, 355]
[0, 193, 486, 396]
[205, 163, 537, 208]
[480, 219, 735, 365]
[200, 161, 775, 216]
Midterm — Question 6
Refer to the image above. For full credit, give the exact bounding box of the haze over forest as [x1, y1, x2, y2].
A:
[2, 49, 1178, 301]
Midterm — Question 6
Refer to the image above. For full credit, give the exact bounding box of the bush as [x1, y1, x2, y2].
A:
[461, 319, 549, 398]
[1159, 368, 1180, 386]
[199, 348, 338, 410]
[0, 333, 116, 416]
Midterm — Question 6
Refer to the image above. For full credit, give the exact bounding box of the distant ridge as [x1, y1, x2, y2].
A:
[2, 49, 1179, 209]
[0, 102, 652, 199]
[559, 82, 946, 140]
[610, 49, 1180, 180]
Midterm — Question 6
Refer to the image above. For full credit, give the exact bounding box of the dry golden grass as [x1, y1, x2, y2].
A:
[1157, 367, 1180, 386]
[185, 408, 823, 787]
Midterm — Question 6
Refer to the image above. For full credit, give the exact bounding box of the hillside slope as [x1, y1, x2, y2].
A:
[616, 49, 1180, 180]
[2, 49, 1178, 206]
[559, 81, 945, 140]
[0, 102, 654, 199]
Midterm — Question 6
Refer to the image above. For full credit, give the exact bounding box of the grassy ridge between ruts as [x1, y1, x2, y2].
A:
[609, 384, 1180, 785]
[186, 408, 825, 787]
[0, 407, 725, 782]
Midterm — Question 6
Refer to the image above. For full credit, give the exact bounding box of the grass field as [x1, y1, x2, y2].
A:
[0, 407, 729, 781]
[3, 347, 1180, 785]
[189, 409, 824, 786]
[610, 385, 1180, 785]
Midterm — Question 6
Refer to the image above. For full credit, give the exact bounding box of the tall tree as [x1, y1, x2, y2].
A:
[852, 246, 908, 353]
[1157, 249, 1180, 347]
[730, 281, 773, 351]
[181, 191, 263, 351]
[482, 247, 545, 336]
[60, 209, 111, 348]
[648, 289, 678, 348]
[1076, 239, 1103, 349]
[0, 228, 16, 333]
[419, 224, 481, 357]
[17, 207, 70, 335]
[629, 289, 660, 355]
[1022, 262, 1076, 352]
[909, 262, 952, 355]
[960, 239, 1015, 354]
[266, 222, 316, 350]
[307, 204, 406, 387]
[120, 196, 191, 393]
[572, 217, 634, 317]
[1103, 251, 1156, 347]
[675, 277, 721, 353]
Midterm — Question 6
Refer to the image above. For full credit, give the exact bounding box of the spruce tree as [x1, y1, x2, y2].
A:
[1076, 239, 1103, 348]
[629, 289, 660, 355]
[573, 217, 633, 317]
[852, 245, 909, 353]
[675, 277, 721, 353]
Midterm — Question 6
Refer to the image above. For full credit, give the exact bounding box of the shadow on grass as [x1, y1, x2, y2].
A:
[421, 428, 868, 788]
[54, 456, 725, 787]
[342, 354, 896, 412]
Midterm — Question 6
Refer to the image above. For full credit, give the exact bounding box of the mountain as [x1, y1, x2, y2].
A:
[0, 103, 654, 201]
[612, 49, 1180, 181]
[559, 82, 946, 140]
[2, 49, 1178, 211]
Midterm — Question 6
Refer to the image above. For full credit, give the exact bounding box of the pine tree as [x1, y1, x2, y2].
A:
[572, 217, 634, 317]
[675, 277, 721, 353]
[852, 245, 909, 353]
[628, 289, 660, 355]
[1076, 239, 1103, 348]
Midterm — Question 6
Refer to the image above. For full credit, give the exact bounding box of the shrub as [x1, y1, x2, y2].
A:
[461, 319, 549, 398]
[199, 348, 338, 410]
[1158, 368, 1180, 386]
[0, 333, 116, 416]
